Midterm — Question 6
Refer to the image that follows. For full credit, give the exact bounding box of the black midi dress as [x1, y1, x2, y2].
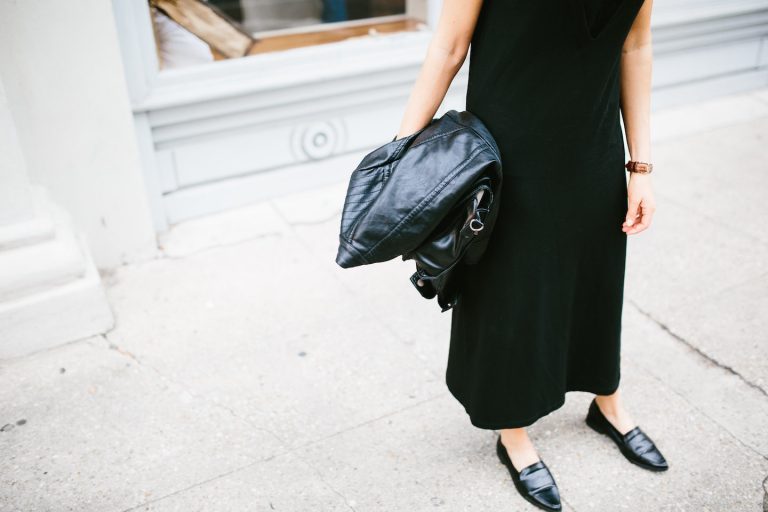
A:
[447, 0, 646, 430]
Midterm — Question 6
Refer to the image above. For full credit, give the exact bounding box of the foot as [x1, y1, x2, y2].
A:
[594, 391, 636, 435]
[499, 428, 540, 471]
[586, 398, 669, 472]
[496, 436, 562, 511]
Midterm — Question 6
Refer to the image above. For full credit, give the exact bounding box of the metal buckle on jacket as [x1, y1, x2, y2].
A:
[469, 217, 484, 234]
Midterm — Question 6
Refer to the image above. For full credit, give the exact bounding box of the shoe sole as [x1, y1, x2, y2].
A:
[585, 416, 669, 473]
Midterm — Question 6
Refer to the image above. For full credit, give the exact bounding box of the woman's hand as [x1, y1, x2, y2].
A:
[622, 173, 655, 235]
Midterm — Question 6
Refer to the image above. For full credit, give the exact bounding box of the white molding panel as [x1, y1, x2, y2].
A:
[113, 0, 768, 228]
[651, 0, 768, 107]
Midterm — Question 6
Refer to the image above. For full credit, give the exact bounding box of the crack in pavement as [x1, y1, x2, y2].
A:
[629, 300, 768, 398]
[158, 231, 284, 260]
[119, 457, 270, 512]
[115, 390, 443, 512]
[561, 496, 578, 512]
[635, 358, 768, 462]
[762, 474, 768, 512]
[98, 333, 288, 445]
[98, 330, 446, 512]
[153, 201, 341, 262]
[274, 393, 449, 512]
[287, 393, 446, 453]
[654, 190, 768, 249]
[654, 187, 768, 249]
[293, 453, 358, 512]
[268, 201, 446, 384]
[685, 270, 768, 306]
[269, 205, 342, 227]
[751, 90, 768, 107]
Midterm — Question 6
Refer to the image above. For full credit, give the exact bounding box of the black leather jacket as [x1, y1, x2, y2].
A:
[335, 109, 503, 311]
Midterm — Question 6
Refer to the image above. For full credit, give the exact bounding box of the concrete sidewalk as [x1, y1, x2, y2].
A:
[2, 88, 768, 512]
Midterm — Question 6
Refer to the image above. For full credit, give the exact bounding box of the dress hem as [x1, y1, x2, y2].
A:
[447, 379, 621, 430]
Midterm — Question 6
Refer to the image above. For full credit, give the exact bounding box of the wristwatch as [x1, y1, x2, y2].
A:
[625, 160, 653, 174]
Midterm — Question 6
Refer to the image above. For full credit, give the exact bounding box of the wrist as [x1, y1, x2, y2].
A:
[625, 160, 653, 174]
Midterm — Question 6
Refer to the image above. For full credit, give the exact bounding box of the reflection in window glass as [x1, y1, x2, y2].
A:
[151, 0, 422, 65]
[207, 0, 407, 34]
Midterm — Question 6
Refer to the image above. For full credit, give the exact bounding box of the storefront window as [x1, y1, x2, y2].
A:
[210, 0, 407, 32]
[150, 0, 426, 68]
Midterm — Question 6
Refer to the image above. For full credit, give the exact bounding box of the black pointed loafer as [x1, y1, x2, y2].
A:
[496, 436, 562, 511]
[585, 398, 669, 472]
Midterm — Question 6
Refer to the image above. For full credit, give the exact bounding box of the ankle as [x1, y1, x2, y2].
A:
[593, 395, 635, 435]
[594, 394, 621, 415]
[500, 428, 528, 446]
[499, 428, 540, 470]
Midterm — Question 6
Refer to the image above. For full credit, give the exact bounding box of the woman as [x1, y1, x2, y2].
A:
[395, 1, 665, 510]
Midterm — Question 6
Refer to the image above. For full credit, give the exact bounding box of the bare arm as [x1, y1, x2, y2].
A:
[395, 0, 484, 139]
[620, 0, 655, 235]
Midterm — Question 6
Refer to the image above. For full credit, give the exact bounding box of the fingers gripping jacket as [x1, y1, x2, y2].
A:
[335, 110, 503, 312]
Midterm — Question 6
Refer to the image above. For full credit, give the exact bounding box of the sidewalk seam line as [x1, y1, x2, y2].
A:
[292, 453, 358, 512]
[97, 333, 288, 445]
[633, 360, 768, 463]
[654, 191, 768, 250]
[268, 201, 444, 382]
[628, 300, 768, 398]
[118, 458, 270, 512]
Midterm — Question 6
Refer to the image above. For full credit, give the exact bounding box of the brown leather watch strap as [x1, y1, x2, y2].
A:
[625, 161, 653, 174]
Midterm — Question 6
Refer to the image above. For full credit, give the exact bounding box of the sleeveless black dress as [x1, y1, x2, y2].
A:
[447, 0, 646, 429]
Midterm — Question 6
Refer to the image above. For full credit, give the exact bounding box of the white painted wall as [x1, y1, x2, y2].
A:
[0, 74, 114, 357]
[0, 82, 33, 226]
[0, 0, 157, 269]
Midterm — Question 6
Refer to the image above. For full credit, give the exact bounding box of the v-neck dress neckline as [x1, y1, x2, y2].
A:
[571, 0, 633, 42]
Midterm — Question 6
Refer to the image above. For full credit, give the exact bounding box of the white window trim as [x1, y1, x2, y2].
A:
[110, 0, 449, 231]
[112, 0, 442, 111]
